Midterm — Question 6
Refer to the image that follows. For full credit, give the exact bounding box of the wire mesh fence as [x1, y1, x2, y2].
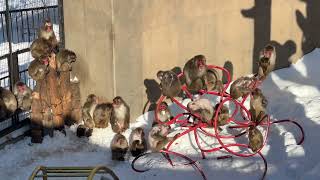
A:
[0, 0, 64, 141]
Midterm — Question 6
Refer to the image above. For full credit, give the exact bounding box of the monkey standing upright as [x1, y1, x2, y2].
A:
[110, 96, 130, 133]
[93, 103, 113, 128]
[129, 127, 147, 157]
[157, 70, 181, 98]
[183, 55, 208, 93]
[13, 81, 32, 111]
[111, 133, 129, 161]
[0, 87, 17, 118]
[38, 20, 59, 52]
[154, 102, 172, 125]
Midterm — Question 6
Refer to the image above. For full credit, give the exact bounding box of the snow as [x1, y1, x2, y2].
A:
[1, 49, 320, 180]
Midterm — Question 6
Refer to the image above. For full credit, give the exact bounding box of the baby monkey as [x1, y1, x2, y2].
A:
[129, 127, 147, 157]
[204, 69, 223, 92]
[110, 96, 130, 133]
[157, 70, 181, 98]
[111, 133, 129, 161]
[13, 81, 32, 111]
[154, 102, 173, 125]
[148, 124, 178, 152]
[93, 103, 113, 128]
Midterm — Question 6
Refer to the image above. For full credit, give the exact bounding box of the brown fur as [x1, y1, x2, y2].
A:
[248, 127, 263, 152]
[183, 55, 207, 92]
[56, 49, 77, 72]
[148, 124, 177, 152]
[93, 103, 113, 128]
[110, 96, 130, 133]
[0, 87, 17, 118]
[28, 59, 49, 81]
[111, 133, 128, 161]
[38, 20, 59, 51]
[129, 127, 147, 157]
[13, 81, 32, 111]
[187, 97, 213, 125]
[157, 70, 181, 97]
[230, 76, 256, 99]
[30, 38, 52, 60]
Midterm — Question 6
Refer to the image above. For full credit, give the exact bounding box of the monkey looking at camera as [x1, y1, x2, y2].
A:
[257, 44, 276, 80]
[0, 87, 17, 118]
[56, 49, 77, 72]
[187, 97, 214, 125]
[183, 55, 208, 93]
[93, 103, 113, 128]
[148, 124, 178, 152]
[248, 126, 263, 153]
[110, 96, 130, 133]
[157, 70, 181, 98]
[38, 20, 59, 52]
[28, 59, 49, 81]
[111, 133, 129, 161]
[154, 101, 173, 126]
[13, 81, 32, 111]
[129, 127, 147, 157]
[230, 76, 256, 100]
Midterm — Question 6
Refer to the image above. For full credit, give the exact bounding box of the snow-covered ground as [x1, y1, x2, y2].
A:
[1, 49, 320, 180]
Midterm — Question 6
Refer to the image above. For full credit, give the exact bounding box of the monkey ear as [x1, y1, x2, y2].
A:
[157, 71, 164, 80]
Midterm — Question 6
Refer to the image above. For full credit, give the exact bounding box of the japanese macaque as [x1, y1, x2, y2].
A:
[230, 76, 256, 100]
[157, 70, 181, 98]
[0, 87, 17, 118]
[93, 103, 113, 128]
[111, 133, 129, 161]
[56, 49, 77, 72]
[28, 59, 49, 81]
[204, 69, 223, 92]
[38, 20, 58, 52]
[187, 97, 214, 125]
[154, 102, 172, 125]
[76, 124, 93, 138]
[129, 127, 147, 157]
[148, 124, 178, 152]
[82, 94, 98, 128]
[110, 96, 130, 133]
[13, 81, 32, 111]
[248, 126, 264, 153]
[30, 38, 52, 60]
[183, 55, 207, 93]
[257, 45, 276, 80]
[250, 88, 268, 123]
[214, 103, 230, 127]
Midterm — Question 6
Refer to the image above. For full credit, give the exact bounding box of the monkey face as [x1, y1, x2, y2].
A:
[260, 45, 275, 59]
[113, 96, 123, 107]
[44, 21, 53, 32]
[159, 102, 168, 111]
[87, 94, 97, 103]
[194, 55, 206, 69]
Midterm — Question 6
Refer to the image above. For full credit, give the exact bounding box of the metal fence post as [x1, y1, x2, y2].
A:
[4, 0, 14, 90]
[58, 0, 65, 48]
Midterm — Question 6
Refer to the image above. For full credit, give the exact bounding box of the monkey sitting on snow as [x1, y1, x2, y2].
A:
[111, 133, 129, 161]
[154, 102, 173, 126]
[187, 97, 214, 126]
[77, 94, 98, 137]
[110, 96, 130, 133]
[129, 127, 147, 157]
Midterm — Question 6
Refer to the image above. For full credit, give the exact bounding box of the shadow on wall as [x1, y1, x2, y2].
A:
[241, 0, 298, 74]
[296, 0, 320, 54]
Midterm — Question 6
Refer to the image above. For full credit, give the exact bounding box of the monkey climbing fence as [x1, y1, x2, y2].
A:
[132, 65, 305, 180]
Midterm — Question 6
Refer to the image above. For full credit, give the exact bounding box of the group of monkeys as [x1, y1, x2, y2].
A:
[0, 81, 33, 120]
[156, 44, 276, 153]
[76, 94, 176, 161]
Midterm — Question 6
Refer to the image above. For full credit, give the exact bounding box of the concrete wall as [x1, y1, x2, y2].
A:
[64, 0, 317, 120]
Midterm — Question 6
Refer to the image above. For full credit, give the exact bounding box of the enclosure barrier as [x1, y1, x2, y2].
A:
[28, 166, 119, 180]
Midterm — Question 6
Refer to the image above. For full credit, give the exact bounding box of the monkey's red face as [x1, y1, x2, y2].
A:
[18, 85, 25, 93]
[196, 58, 206, 70]
[42, 57, 49, 66]
[45, 22, 52, 32]
[159, 103, 168, 111]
